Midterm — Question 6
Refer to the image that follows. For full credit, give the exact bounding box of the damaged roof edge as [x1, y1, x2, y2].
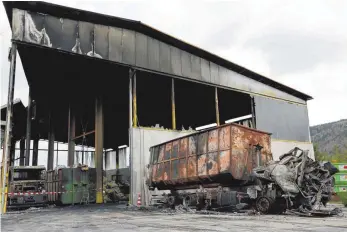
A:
[3, 1, 313, 101]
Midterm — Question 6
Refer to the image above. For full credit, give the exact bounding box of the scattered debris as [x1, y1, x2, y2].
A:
[253, 147, 340, 216]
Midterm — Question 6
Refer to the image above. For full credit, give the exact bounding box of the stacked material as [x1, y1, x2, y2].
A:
[253, 147, 341, 216]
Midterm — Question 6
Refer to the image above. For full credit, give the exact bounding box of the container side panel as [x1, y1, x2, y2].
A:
[198, 133, 208, 155]
[78, 21, 94, 56]
[165, 143, 172, 160]
[172, 140, 179, 159]
[171, 159, 179, 180]
[208, 129, 218, 152]
[231, 148, 248, 180]
[219, 126, 231, 150]
[187, 156, 197, 178]
[163, 161, 170, 181]
[179, 158, 187, 179]
[207, 152, 218, 175]
[188, 136, 197, 156]
[158, 145, 165, 162]
[219, 150, 230, 172]
[179, 138, 188, 158]
[197, 154, 207, 176]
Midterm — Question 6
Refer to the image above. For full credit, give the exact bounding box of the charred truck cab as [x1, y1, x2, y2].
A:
[7, 166, 47, 209]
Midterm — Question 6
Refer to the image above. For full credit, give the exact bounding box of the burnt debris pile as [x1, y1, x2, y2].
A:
[253, 147, 341, 216]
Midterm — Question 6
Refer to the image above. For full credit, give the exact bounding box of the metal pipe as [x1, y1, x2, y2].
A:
[19, 139, 25, 166]
[95, 96, 104, 204]
[1, 42, 17, 214]
[32, 138, 39, 166]
[24, 90, 32, 166]
[128, 68, 133, 205]
[67, 104, 76, 167]
[132, 70, 137, 127]
[215, 87, 220, 126]
[129, 69, 133, 130]
[171, 78, 176, 130]
[47, 111, 55, 171]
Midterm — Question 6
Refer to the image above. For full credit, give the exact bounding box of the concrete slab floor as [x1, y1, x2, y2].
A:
[1, 204, 347, 232]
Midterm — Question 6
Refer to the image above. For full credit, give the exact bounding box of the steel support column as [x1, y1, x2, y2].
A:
[95, 96, 104, 204]
[47, 112, 55, 170]
[32, 138, 39, 166]
[1, 42, 17, 214]
[132, 70, 137, 128]
[24, 90, 32, 166]
[250, 96, 256, 129]
[67, 104, 76, 167]
[171, 78, 176, 130]
[19, 138, 25, 166]
[128, 69, 133, 205]
[215, 87, 220, 126]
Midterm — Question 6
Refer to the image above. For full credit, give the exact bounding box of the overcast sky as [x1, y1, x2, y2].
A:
[1, 0, 346, 126]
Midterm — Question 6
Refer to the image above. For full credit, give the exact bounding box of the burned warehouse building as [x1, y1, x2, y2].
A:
[2, 1, 314, 207]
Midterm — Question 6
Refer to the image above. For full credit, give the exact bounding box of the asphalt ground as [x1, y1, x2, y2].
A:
[1, 204, 347, 232]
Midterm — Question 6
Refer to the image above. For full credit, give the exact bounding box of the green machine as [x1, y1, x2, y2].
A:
[332, 163, 347, 207]
[46, 167, 96, 205]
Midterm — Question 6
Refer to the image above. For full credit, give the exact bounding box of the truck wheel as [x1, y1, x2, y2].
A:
[256, 197, 272, 214]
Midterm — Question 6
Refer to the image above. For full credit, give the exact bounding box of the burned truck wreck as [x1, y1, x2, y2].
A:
[252, 147, 340, 216]
[147, 123, 340, 216]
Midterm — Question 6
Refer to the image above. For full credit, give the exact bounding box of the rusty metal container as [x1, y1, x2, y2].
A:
[148, 123, 272, 190]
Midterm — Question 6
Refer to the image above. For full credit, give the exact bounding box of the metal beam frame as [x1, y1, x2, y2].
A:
[1, 42, 17, 214]
[19, 138, 25, 166]
[47, 111, 54, 170]
[132, 70, 137, 128]
[32, 138, 39, 166]
[171, 78, 176, 130]
[67, 104, 76, 167]
[215, 87, 220, 126]
[95, 96, 104, 204]
[24, 89, 32, 166]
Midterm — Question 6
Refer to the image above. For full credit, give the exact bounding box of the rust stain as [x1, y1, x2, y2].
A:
[152, 164, 157, 182]
[187, 156, 197, 178]
[219, 126, 230, 150]
[179, 138, 188, 158]
[172, 140, 179, 158]
[198, 154, 207, 176]
[179, 158, 187, 178]
[163, 162, 170, 181]
[219, 150, 230, 172]
[157, 163, 163, 181]
[208, 129, 218, 152]
[171, 159, 179, 179]
[231, 148, 248, 180]
[165, 143, 172, 160]
[207, 152, 218, 175]
[188, 136, 197, 156]
[158, 145, 165, 162]
[198, 133, 208, 154]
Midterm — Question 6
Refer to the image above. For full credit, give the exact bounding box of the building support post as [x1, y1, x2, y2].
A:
[215, 87, 220, 126]
[171, 78, 176, 130]
[32, 138, 39, 166]
[128, 69, 133, 205]
[67, 104, 75, 167]
[1, 42, 17, 214]
[132, 70, 137, 128]
[19, 138, 25, 166]
[250, 96, 256, 129]
[47, 111, 55, 170]
[24, 90, 32, 166]
[95, 96, 104, 204]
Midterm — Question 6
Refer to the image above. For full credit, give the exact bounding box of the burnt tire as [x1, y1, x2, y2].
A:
[256, 197, 273, 214]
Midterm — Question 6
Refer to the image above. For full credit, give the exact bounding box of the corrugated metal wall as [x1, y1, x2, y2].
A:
[254, 96, 310, 142]
[12, 8, 306, 104]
